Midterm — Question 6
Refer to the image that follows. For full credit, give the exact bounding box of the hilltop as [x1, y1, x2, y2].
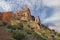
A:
[0, 5, 60, 40]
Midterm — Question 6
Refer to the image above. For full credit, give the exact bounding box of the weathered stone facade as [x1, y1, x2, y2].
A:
[0, 12, 3, 20]
[13, 5, 31, 21]
[0, 12, 12, 24]
[35, 16, 41, 25]
[0, 5, 41, 26]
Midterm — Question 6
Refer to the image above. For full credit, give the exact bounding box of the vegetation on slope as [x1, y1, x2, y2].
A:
[0, 20, 60, 40]
[6, 21, 46, 40]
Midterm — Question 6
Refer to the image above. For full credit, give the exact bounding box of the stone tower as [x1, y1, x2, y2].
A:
[13, 5, 31, 21]
[35, 16, 41, 25]
[13, 10, 22, 19]
[21, 5, 31, 21]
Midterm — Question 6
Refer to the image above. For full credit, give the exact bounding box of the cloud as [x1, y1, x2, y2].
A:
[0, 0, 42, 12]
[43, 0, 60, 7]
[43, 7, 60, 32]
[0, 1, 11, 11]
[49, 22, 60, 32]
[44, 10, 60, 23]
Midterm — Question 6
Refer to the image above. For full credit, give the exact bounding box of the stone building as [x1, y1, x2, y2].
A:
[35, 16, 41, 26]
[31, 15, 35, 21]
[2, 12, 12, 24]
[13, 10, 22, 19]
[21, 5, 31, 21]
[0, 6, 41, 26]
[0, 12, 3, 20]
[13, 5, 31, 21]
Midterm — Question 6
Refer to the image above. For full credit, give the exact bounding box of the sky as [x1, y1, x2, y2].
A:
[0, 0, 60, 32]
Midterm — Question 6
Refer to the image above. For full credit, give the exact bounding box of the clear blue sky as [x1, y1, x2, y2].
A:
[0, 0, 60, 32]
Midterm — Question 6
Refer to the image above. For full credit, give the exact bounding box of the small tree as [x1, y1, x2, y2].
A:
[12, 30, 25, 40]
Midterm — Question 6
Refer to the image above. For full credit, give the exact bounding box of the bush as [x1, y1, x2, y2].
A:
[12, 30, 25, 40]
[25, 29, 34, 34]
[6, 23, 23, 30]
[6, 24, 16, 30]
[32, 32, 46, 40]
[17, 23, 23, 30]
[25, 29, 46, 40]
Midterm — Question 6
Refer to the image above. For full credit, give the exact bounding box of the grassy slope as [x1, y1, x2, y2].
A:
[0, 20, 60, 40]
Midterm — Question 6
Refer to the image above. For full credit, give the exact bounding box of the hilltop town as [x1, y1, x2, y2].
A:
[0, 6, 60, 40]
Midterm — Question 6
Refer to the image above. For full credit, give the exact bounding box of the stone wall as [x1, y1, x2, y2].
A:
[1, 12, 12, 24]
[35, 16, 41, 25]
[0, 12, 3, 20]
[13, 5, 31, 21]
[0, 6, 41, 26]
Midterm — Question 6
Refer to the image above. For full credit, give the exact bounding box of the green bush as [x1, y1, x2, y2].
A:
[17, 23, 23, 30]
[6, 24, 16, 30]
[25, 29, 34, 34]
[25, 29, 46, 40]
[12, 30, 25, 40]
[31, 32, 46, 40]
[6, 23, 23, 30]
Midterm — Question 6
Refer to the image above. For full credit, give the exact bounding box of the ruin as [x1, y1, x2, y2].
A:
[13, 5, 31, 21]
[0, 12, 12, 24]
[35, 16, 41, 25]
[0, 5, 41, 25]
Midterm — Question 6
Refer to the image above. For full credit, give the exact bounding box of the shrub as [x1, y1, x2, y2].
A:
[17, 23, 23, 30]
[32, 32, 46, 40]
[6, 23, 23, 30]
[12, 30, 25, 40]
[6, 24, 16, 30]
[25, 29, 33, 34]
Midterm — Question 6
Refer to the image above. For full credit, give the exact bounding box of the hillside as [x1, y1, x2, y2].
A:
[0, 6, 60, 40]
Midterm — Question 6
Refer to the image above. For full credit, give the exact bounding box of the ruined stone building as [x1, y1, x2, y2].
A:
[0, 5, 41, 26]
[35, 16, 41, 26]
[0, 12, 12, 24]
[0, 12, 3, 20]
[13, 5, 31, 21]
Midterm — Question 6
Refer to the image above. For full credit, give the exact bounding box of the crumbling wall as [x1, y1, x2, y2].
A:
[2, 12, 12, 24]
